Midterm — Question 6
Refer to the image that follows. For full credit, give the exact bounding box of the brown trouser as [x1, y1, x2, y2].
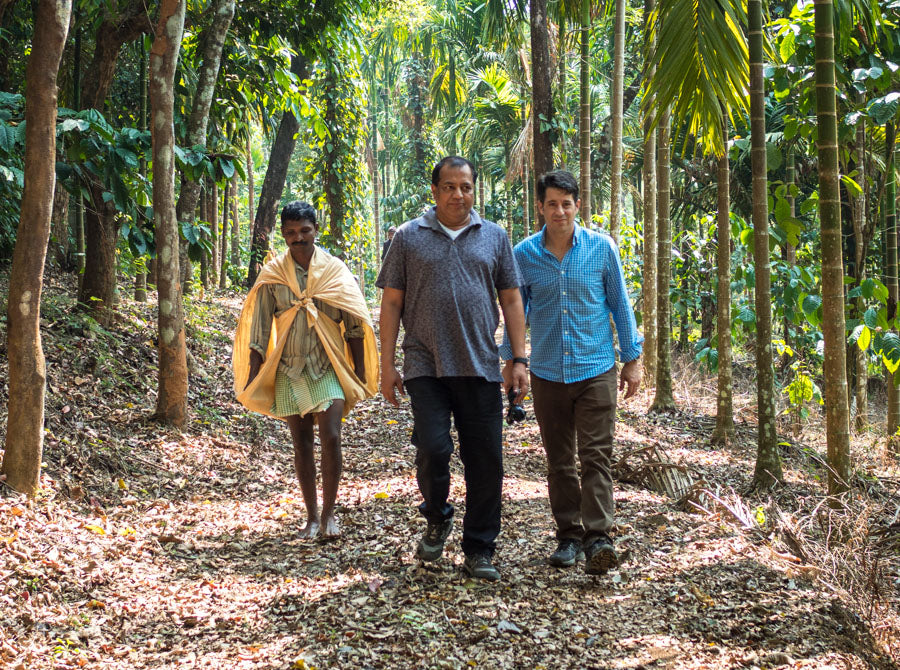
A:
[531, 367, 617, 545]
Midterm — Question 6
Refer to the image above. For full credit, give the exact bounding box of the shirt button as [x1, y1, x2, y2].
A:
[565, 352, 570, 355]
[563, 309, 568, 313]
[562, 291, 567, 296]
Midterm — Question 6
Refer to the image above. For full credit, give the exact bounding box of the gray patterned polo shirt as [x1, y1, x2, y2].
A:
[376, 206, 521, 383]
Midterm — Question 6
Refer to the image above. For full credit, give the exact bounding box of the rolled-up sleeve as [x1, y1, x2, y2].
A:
[249, 285, 275, 357]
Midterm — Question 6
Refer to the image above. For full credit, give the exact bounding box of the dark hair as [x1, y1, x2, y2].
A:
[536, 170, 579, 203]
[281, 201, 317, 227]
[431, 156, 478, 186]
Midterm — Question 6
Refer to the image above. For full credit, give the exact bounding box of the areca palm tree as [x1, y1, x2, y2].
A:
[608, 0, 625, 240]
[813, 0, 851, 497]
[748, 0, 781, 489]
[643, 0, 749, 424]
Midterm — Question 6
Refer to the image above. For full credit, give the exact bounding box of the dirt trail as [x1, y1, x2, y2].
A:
[0, 285, 897, 669]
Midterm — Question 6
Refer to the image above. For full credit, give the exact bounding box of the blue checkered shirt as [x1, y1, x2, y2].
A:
[500, 224, 643, 384]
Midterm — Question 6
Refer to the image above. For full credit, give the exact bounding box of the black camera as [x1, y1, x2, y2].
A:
[505, 388, 526, 425]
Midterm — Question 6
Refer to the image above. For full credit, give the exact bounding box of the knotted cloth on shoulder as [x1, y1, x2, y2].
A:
[232, 248, 378, 419]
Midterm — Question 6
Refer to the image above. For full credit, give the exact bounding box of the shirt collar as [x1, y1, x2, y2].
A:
[418, 206, 483, 231]
[539, 222, 583, 251]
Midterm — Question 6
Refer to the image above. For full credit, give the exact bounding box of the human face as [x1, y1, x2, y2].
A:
[537, 187, 580, 236]
[431, 164, 475, 229]
[282, 218, 317, 260]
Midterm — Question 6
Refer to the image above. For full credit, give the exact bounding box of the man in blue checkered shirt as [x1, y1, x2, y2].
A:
[501, 169, 643, 576]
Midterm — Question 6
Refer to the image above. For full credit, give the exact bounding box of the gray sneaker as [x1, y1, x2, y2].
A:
[463, 553, 500, 581]
[584, 536, 618, 575]
[547, 539, 584, 567]
[416, 518, 453, 561]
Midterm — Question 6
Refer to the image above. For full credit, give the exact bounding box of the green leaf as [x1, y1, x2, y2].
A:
[861, 278, 876, 300]
[779, 31, 796, 62]
[800, 192, 819, 215]
[841, 175, 862, 197]
[736, 306, 756, 324]
[864, 307, 878, 329]
[774, 197, 791, 223]
[868, 92, 900, 124]
[766, 143, 783, 172]
[802, 294, 822, 316]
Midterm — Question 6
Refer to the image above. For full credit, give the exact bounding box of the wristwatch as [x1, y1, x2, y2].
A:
[512, 357, 529, 367]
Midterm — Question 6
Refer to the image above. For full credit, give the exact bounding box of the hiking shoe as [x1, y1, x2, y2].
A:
[463, 553, 501, 581]
[584, 536, 618, 575]
[547, 539, 584, 567]
[416, 518, 453, 561]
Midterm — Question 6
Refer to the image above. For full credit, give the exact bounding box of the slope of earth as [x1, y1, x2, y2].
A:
[0, 270, 898, 670]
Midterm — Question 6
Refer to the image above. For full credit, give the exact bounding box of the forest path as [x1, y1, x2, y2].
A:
[0, 283, 897, 669]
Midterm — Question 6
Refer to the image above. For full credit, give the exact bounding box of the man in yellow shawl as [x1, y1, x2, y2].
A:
[233, 201, 378, 538]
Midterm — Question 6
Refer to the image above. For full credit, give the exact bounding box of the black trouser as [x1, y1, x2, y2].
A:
[406, 376, 503, 557]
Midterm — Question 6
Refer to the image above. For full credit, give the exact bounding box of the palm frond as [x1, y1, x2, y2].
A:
[644, 0, 750, 157]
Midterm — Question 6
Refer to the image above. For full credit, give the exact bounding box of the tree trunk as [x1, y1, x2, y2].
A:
[176, 0, 235, 294]
[323, 57, 347, 259]
[783, 140, 796, 358]
[230, 170, 240, 268]
[651, 109, 675, 411]
[77, 0, 153, 324]
[134, 37, 148, 302]
[246, 54, 308, 286]
[641, 0, 657, 386]
[72, 21, 85, 288]
[150, 0, 187, 427]
[711, 119, 735, 444]
[208, 176, 219, 283]
[2, 0, 71, 496]
[851, 111, 868, 431]
[749, 0, 782, 489]
[531, 0, 554, 228]
[814, 0, 851, 495]
[373, 155, 382, 267]
[579, 0, 591, 226]
[219, 176, 229, 288]
[522, 169, 530, 235]
[246, 111, 254, 226]
[884, 123, 898, 435]
[49, 160, 70, 267]
[558, 20, 568, 167]
[608, 0, 625, 241]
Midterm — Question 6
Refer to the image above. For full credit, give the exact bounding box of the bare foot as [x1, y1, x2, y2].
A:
[298, 518, 320, 539]
[319, 512, 340, 539]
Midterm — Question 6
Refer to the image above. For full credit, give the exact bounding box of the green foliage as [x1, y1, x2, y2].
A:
[303, 45, 373, 269]
[0, 92, 25, 259]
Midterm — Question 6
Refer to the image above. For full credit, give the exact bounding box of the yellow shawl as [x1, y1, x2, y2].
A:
[232, 248, 379, 419]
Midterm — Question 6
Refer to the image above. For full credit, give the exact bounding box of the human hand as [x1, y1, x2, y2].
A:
[381, 365, 404, 407]
[503, 361, 529, 404]
[619, 359, 642, 399]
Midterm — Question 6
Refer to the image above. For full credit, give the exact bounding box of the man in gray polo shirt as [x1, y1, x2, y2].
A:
[377, 156, 529, 581]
